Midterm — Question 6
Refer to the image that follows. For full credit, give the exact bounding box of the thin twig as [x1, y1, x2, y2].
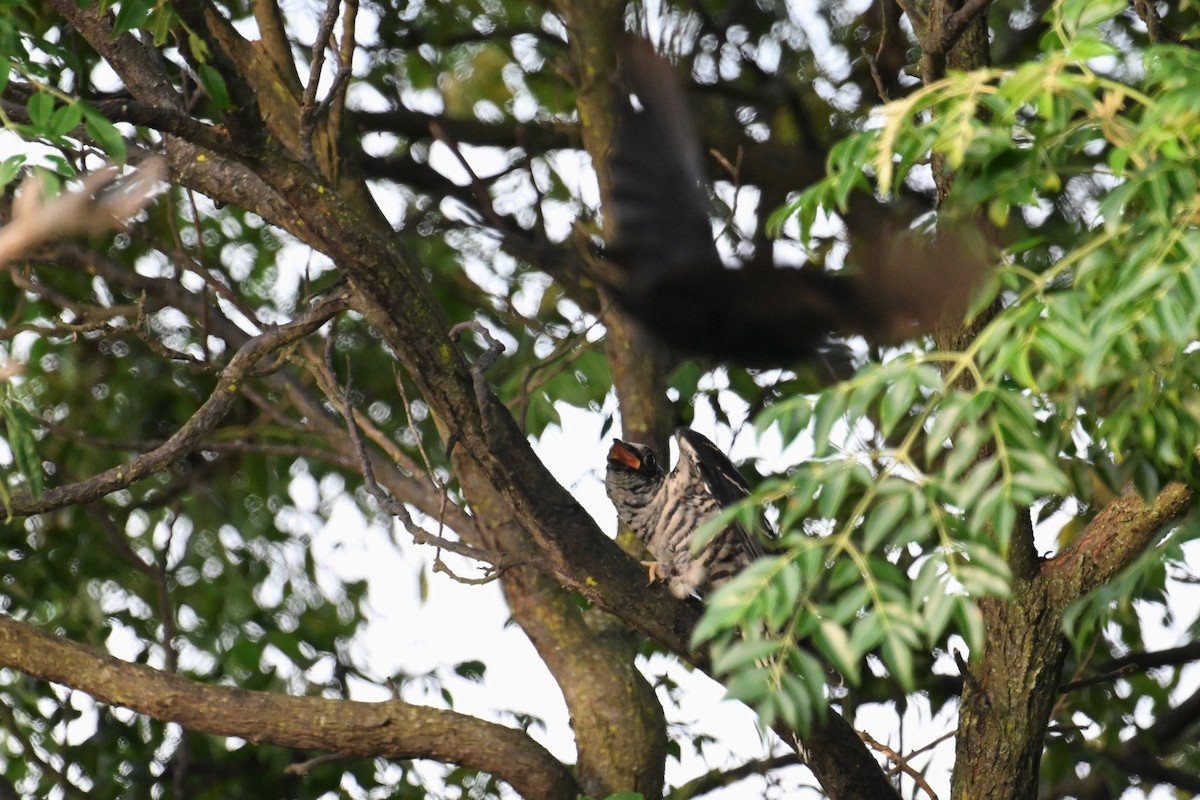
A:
[312, 0, 358, 126]
[709, 145, 744, 245]
[858, 730, 940, 800]
[341, 371, 533, 584]
[393, 365, 439, 489]
[155, 240, 265, 332]
[666, 752, 801, 799]
[449, 320, 506, 376]
[899, 727, 958, 762]
[296, 339, 427, 479]
[300, 0, 344, 169]
[0, 701, 93, 799]
[862, 49, 891, 104]
[5, 291, 350, 517]
[954, 648, 989, 707]
[429, 123, 508, 232]
[182, 187, 213, 362]
[865, 0, 895, 103]
[284, 752, 349, 776]
[1132, 0, 1168, 43]
[391, 361, 459, 558]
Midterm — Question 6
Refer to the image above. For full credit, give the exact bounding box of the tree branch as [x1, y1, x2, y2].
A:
[666, 753, 800, 799]
[1103, 641, 1200, 673]
[48, 0, 183, 109]
[1045, 685, 1200, 799]
[52, 5, 898, 796]
[926, 0, 993, 58]
[1044, 482, 1192, 606]
[6, 291, 349, 517]
[0, 616, 580, 800]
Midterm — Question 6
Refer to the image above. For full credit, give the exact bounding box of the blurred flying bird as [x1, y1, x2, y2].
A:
[602, 38, 991, 367]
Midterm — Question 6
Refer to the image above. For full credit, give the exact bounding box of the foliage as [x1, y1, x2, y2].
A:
[0, 0, 1198, 798]
[690, 0, 1200, 749]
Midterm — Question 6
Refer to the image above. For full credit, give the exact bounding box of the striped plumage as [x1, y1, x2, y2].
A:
[605, 428, 767, 598]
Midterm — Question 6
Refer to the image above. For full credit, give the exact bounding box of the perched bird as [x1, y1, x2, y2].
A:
[602, 38, 991, 367]
[605, 428, 768, 598]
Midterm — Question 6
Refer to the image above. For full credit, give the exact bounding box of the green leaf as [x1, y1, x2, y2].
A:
[197, 63, 234, 110]
[49, 101, 83, 138]
[863, 492, 910, 552]
[712, 639, 783, 675]
[922, 578, 957, 644]
[925, 396, 965, 464]
[816, 462, 852, 518]
[27, 91, 54, 129]
[956, 458, 999, 511]
[112, 0, 154, 34]
[881, 632, 916, 693]
[828, 584, 872, 625]
[82, 105, 127, 161]
[954, 601, 986, 654]
[453, 660, 486, 682]
[956, 565, 1012, 598]
[722, 666, 773, 705]
[766, 560, 803, 631]
[0, 155, 27, 189]
[814, 619, 859, 685]
[848, 610, 885, 655]
[945, 423, 985, 482]
[879, 373, 916, 438]
[691, 595, 746, 647]
[776, 668, 819, 733]
[811, 391, 846, 457]
[1060, 0, 1127, 34]
[3, 394, 44, 499]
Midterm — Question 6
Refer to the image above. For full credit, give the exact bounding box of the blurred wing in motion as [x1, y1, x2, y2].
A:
[602, 37, 992, 368]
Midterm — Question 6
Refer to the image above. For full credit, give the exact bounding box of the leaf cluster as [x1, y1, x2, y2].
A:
[704, 0, 1200, 735]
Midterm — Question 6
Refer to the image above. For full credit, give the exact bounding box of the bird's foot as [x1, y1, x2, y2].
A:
[640, 560, 667, 585]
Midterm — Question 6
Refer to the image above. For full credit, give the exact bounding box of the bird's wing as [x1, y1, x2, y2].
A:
[601, 38, 993, 368]
[603, 39, 861, 368]
[606, 37, 720, 281]
[675, 428, 771, 559]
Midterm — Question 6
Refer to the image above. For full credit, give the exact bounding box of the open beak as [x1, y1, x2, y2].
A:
[607, 440, 642, 470]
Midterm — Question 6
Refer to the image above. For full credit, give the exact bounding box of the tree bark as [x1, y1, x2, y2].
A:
[0, 616, 581, 800]
[451, 456, 668, 799]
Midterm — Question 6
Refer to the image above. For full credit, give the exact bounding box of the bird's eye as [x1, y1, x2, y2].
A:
[642, 450, 657, 470]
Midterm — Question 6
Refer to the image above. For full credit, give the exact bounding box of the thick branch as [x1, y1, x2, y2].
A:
[542, 3, 899, 797]
[452, 453, 668, 799]
[1045, 482, 1192, 606]
[26, 243, 478, 536]
[1101, 641, 1200, 673]
[926, 0, 993, 57]
[53, 4, 899, 794]
[0, 616, 580, 800]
